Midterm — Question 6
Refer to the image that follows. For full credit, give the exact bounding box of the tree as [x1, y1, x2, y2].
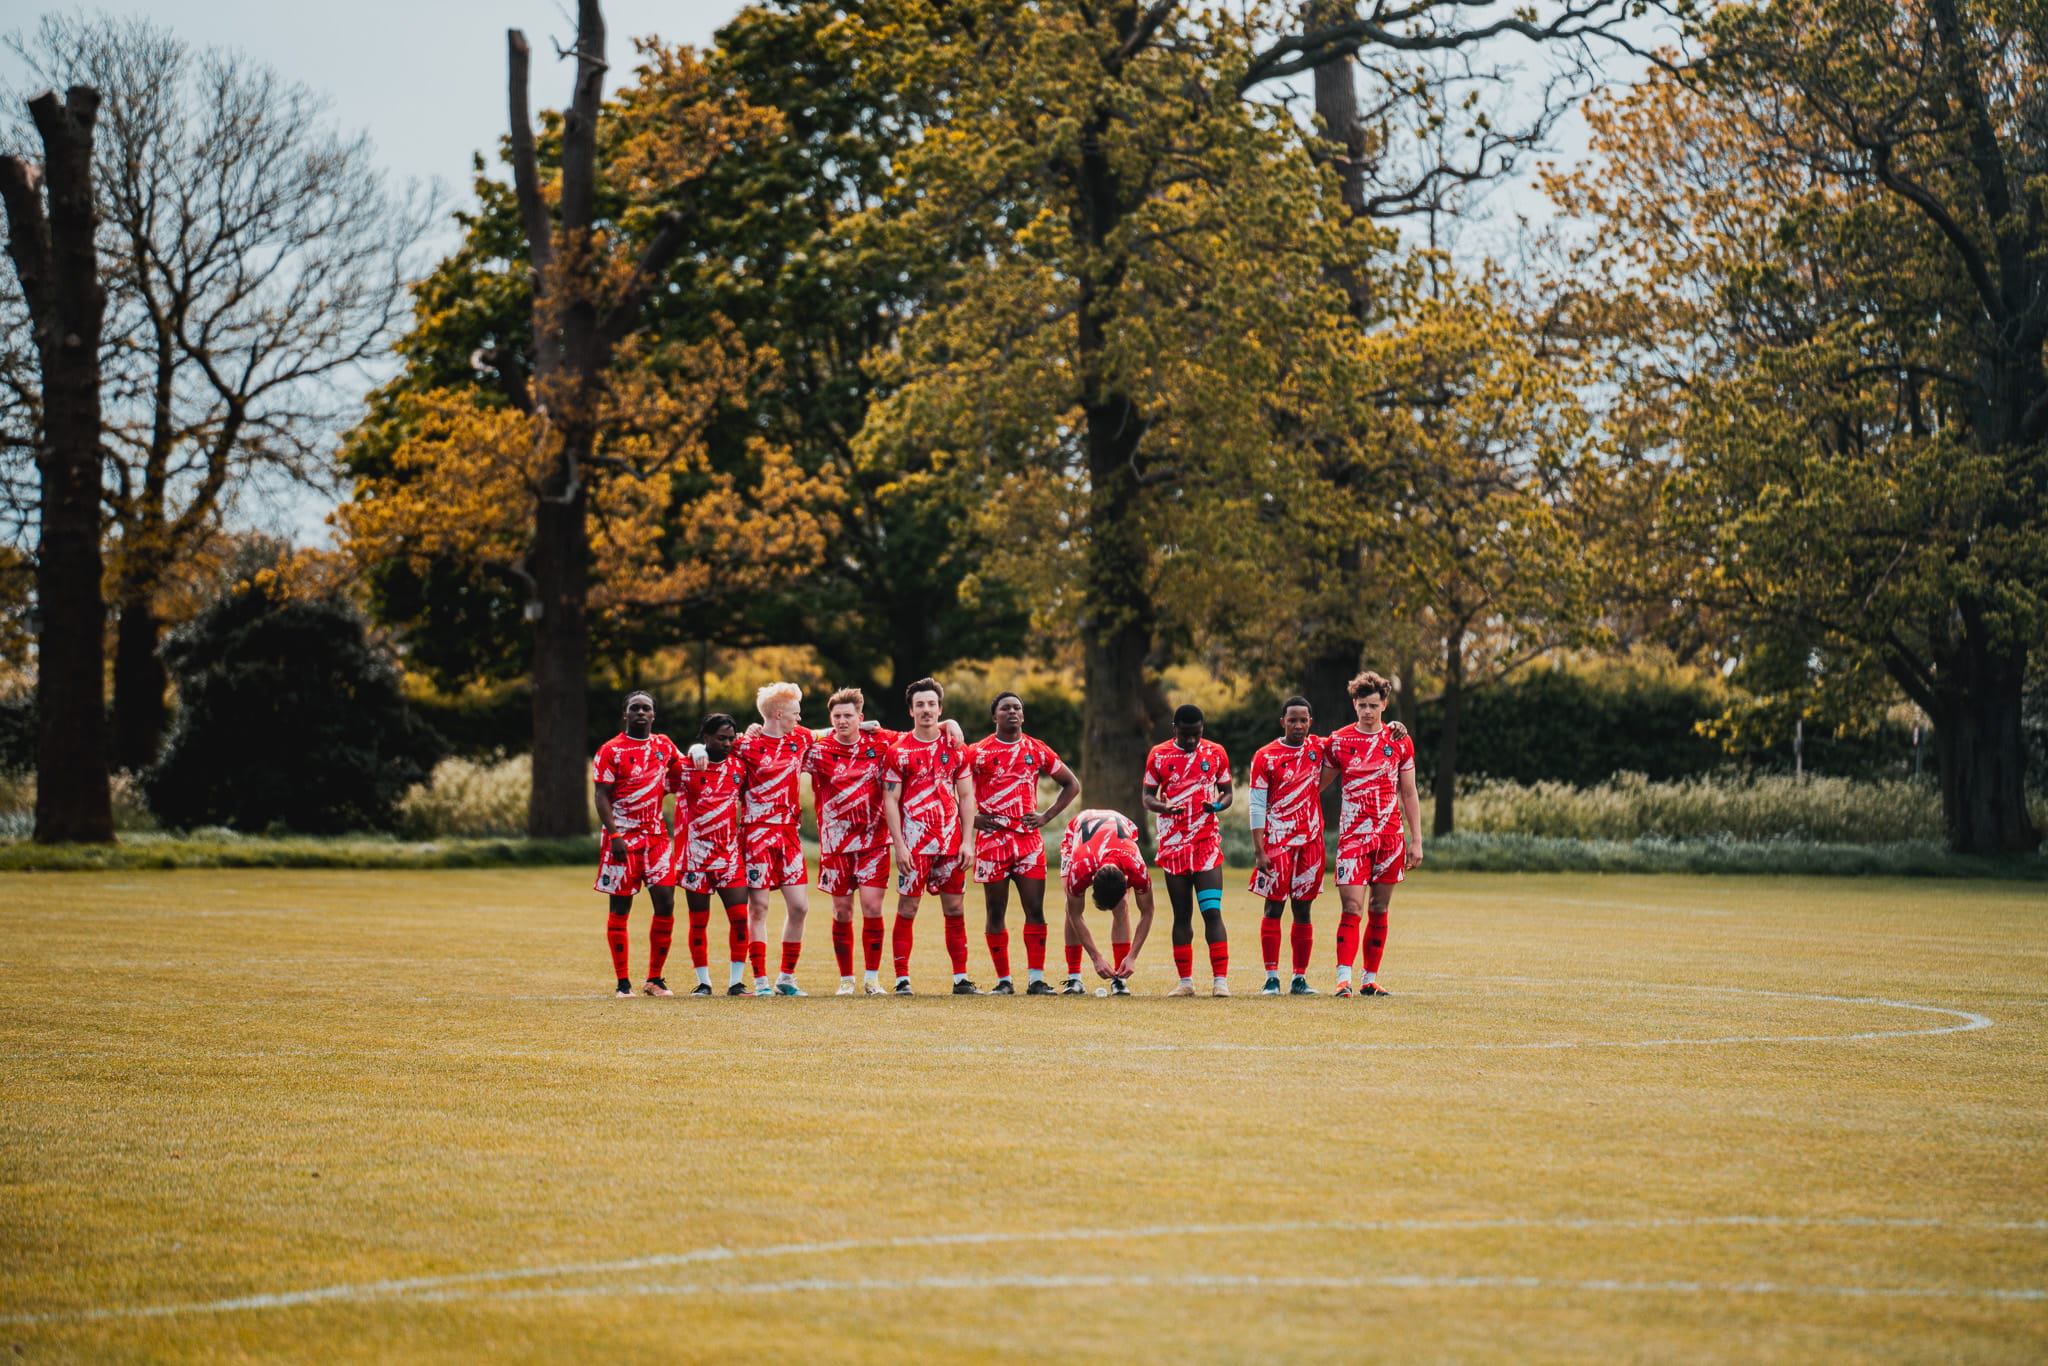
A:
[340, 4, 825, 836]
[1373, 279, 1598, 834]
[4, 16, 430, 771]
[1549, 0, 2047, 851]
[144, 568, 442, 834]
[845, 0, 1371, 830]
[0, 84, 112, 844]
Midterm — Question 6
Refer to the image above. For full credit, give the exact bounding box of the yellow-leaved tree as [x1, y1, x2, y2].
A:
[338, 3, 837, 836]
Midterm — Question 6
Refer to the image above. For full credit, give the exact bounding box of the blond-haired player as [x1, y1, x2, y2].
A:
[729, 681, 816, 995]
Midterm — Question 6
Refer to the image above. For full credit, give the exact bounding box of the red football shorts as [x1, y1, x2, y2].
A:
[742, 825, 806, 890]
[974, 832, 1047, 884]
[594, 831, 676, 896]
[819, 846, 891, 895]
[1155, 827, 1223, 876]
[1337, 828, 1406, 886]
[1249, 842, 1326, 903]
[898, 852, 967, 897]
[679, 830, 742, 894]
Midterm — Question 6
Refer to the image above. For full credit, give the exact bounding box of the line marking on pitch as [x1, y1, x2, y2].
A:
[9, 1215, 2047, 1326]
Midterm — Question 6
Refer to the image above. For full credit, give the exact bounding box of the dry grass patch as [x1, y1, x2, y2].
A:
[1, 868, 2044, 1362]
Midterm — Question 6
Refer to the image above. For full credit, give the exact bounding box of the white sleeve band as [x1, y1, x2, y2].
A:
[688, 743, 707, 761]
[1248, 787, 1268, 830]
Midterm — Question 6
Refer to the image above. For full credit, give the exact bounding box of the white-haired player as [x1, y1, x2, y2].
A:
[731, 681, 816, 995]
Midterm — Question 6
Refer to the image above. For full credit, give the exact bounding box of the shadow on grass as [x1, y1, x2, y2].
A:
[0, 832, 600, 871]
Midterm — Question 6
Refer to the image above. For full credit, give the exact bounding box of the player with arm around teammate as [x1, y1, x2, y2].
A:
[805, 687, 963, 995]
[1057, 809, 1155, 995]
[1249, 695, 1330, 996]
[1319, 671, 1424, 997]
[1143, 704, 1235, 997]
[677, 713, 752, 995]
[969, 692, 1081, 994]
[881, 677, 979, 995]
[731, 682, 817, 996]
[592, 691, 686, 998]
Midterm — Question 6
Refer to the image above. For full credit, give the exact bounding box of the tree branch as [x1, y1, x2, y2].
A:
[506, 31, 554, 282]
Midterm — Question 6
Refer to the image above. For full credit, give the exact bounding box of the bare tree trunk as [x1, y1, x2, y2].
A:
[508, 4, 606, 838]
[112, 591, 167, 772]
[1, 87, 114, 844]
[528, 460, 592, 836]
[1894, 613, 2039, 855]
[1303, 641, 1359, 823]
[1432, 625, 1464, 838]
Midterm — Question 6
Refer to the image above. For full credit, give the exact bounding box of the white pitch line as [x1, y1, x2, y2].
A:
[434, 1270, 2048, 1306]
[0, 983, 1997, 1058]
[10, 1215, 2048, 1326]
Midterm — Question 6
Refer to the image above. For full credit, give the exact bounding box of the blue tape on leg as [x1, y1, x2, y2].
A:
[1197, 889, 1223, 914]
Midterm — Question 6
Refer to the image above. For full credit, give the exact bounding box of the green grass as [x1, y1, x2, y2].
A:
[2, 868, 2045, 1361]
[0, 831, 599, 871]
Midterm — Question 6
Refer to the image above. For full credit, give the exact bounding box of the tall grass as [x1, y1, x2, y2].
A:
[395, 754, 543, 838]
[1450, 771, 2043, 844]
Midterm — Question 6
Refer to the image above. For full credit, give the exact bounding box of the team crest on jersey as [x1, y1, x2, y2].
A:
[1382, 744, 1393, 757]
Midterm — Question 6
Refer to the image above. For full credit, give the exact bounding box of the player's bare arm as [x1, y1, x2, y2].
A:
[1399, 764, 1425, 869]
[954, 773, 977, 862]
[593, 781, 626, 862]
[1117, 881, 1156, 978]
[883, 779, 910, 865]
[1024, 765, 1080, 831]
[1063, 893, 1113, 977]
[1142, 781, 1180, 817]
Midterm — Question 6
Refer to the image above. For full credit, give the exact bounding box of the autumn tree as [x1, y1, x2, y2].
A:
[0, 83, 111, 843]
[3, 16, 429, 772]
[844, 0, 1374, 827]
[339, 2, 831, 836]
[1550, 0, 2047, 852]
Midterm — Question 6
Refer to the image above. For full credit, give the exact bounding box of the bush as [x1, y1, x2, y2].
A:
[1451, 772, 1954, 843]
[397, 753, 536, 837]
[144, 582, 443, 833]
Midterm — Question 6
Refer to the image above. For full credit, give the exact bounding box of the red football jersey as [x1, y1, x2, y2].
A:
[1059, 808, 1147, 890]
[884, 732, 970, 856]
[967, 734, 1066, 832]
[804, 727, 903, 854]
[1323, 724, 1415, 844]
[676, 758, 741, 866]
[591, 732, 683, 834]
[733, 727, 813, 828]
[1248, 735, 1328, 848]
[1143, 738, 1232, 866]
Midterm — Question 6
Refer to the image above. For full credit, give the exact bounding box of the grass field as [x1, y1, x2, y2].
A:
[3, 868, 2045, 1362]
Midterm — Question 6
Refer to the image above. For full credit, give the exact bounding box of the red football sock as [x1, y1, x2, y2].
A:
[1335, 911, 1362, 970]
[1290, 922, 1313, 975]
[1208, 940, 1229, 979]
[892, 914, 916, 978]
[1065, 941, 1083, 975]
[832, 919, 855, 976]
[606, 911, 630, 979]
[780, 940, 801, 976]
[1112, 940, 1131, 974]
[944, 916, 969, 974]
[1364, 909, 1389, 973]
[1023, 924, 1048, 972]
[648, 912, 674, 979]
[987, 930, 1011, 979]
[726, 906, 749, 965]
[686, 907, 710, 969]
[749, 939, 767, 978]
[1259, 916, 1283, 972]
[862, 915, 885, 972]
[1172, 943, 1194, 980]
